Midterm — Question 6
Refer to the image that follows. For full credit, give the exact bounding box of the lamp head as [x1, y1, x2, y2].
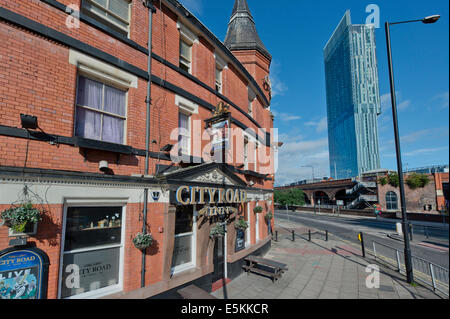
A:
[422, 15, 440, 24]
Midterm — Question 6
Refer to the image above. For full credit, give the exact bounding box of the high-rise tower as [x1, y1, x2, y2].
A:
[324, 10, 381, 179]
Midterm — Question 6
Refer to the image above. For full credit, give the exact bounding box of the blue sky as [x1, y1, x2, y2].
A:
[179, 0, 449, 186]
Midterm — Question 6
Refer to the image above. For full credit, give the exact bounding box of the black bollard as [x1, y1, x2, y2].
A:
[275, 230, 278, 242]
[325, 230, 328, 242]
[292, 230, 295, 242]
[308, 229, 311, 242]
[359, 232, 365, 258]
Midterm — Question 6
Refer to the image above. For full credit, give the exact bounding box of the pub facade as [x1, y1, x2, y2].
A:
[0, 0, 276, 299]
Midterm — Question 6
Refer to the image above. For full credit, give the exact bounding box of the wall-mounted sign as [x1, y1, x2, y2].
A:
[211, 119, 230, 151]
[0, 247, 50, 299]
[174, 186, 247, 206]
[235, 229, 245, 252]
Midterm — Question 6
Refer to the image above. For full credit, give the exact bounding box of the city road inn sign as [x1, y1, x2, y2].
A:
[0, 247, 50, 299]
[174, 186, 247, 218]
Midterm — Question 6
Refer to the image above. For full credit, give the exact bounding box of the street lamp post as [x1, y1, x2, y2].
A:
[385, 14, 440, 284]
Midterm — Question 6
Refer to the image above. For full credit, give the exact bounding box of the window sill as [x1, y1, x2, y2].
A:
[74, 136, 133, 155]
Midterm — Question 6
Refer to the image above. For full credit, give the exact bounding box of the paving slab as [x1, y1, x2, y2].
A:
[211, 219, 445, 300]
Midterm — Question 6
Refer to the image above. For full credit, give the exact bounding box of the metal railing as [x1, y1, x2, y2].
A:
[372, 241, 449, 296]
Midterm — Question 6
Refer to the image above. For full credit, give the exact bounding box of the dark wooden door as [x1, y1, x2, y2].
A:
[212, 235, 225, 282]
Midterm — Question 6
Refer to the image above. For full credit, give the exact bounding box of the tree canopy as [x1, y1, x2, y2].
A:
[274, 188, 306, 206]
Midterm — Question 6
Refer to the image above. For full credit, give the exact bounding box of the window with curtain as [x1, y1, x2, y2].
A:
[179, 39, 192, 73]
[386, 191, 398, 210]
[82, 0, 131, 36]
[178, 112, 190, 155]
[75, 75, 127, 144]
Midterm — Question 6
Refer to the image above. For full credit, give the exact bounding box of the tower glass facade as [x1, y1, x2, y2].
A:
[324, 10, 381, 180]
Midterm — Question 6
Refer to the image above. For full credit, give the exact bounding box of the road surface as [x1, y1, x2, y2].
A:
[275, 209, 449, 270]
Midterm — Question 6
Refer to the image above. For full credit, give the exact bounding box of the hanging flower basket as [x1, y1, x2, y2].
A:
[133, 232, 153, 250]
[253, 206, 263, 214]
[210, 223, 225, 239]
[1, 202, 42, 233]
[234, 218, 249, 231]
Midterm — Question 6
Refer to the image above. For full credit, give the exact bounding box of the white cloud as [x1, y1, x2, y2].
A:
[274, 137, 330, 186]
[380, 91, 410, 112]
[305, 117, 328, 133]
[273, 111, 301, 122]
[269, 60, 288, 98]
[432, 92, 449, 109]
[403, 146, 449, 157]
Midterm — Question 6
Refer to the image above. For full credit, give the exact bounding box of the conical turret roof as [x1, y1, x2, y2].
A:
[224, 0, 271, 60]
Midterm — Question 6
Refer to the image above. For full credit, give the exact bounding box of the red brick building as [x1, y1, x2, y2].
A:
[0, 0, 276, 299]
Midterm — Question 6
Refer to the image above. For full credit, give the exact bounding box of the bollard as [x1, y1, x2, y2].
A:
[359, 232, 366, 258]
[325, 230, 328, 242]
[409, 223, 413, 241]
[275, 230, 278, 242]
[292, 230, 295, 242]
[308, 229, 311, 242]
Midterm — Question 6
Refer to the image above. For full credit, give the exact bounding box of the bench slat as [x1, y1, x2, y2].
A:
[245, 256, 288, 271]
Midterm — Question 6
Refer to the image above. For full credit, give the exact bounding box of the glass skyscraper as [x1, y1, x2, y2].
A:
[324, 10, 381, 180]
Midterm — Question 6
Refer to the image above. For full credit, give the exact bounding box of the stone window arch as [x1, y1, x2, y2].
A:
[386, 191, 398, 210]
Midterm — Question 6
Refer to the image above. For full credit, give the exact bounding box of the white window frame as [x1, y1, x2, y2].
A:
[69, 50, 137, 145]
[243, 137, 249, 171]
[178, 111, 191, 157]
[215, 66, 223, 94]
[214, 53, 227, 94]
[171, 205, 198, 275]
[74, 74, 128, 145]
[177, 22, 197, 75]
[175, 95, 197, 157]
[58, 201, 127, 299]
[82, 0, 131, 37]
[179, 38, 192, 74]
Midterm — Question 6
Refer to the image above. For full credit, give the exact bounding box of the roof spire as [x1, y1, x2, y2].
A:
[224, 0, 271, 60]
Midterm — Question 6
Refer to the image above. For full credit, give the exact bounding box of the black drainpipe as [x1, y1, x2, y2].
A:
[142, 0, 156, 289]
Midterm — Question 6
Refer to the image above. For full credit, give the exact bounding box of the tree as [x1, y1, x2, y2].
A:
[388, 173, 399, 188]
[274, 188, 306, 206]
[406, 173, 430, 190]
[378, 177, 388, 186]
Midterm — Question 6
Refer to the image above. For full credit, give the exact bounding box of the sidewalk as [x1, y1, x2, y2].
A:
[211, 220, 444, 299]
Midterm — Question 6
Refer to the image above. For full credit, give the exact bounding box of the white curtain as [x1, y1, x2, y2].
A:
[76, 75, 126, 144]
[103, 85, 125, 144]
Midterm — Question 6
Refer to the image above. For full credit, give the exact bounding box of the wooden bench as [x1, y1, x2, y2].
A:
[177, 284, 218, 299]
[243, 256, 288, 282]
